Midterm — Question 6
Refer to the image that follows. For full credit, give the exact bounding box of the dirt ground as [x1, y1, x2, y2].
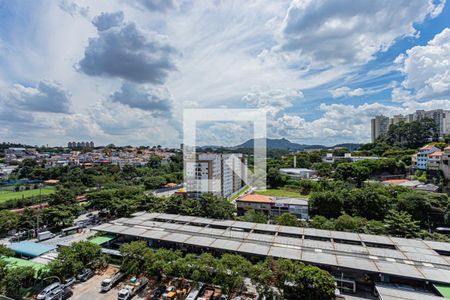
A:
[70, 266, 148, 300]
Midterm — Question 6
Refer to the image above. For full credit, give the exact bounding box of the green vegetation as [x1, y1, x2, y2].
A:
[119, 241, 336, 299]
[229, 185, 249, 202]
[48, 241, 106, 279]
[0, 187, 55, 203]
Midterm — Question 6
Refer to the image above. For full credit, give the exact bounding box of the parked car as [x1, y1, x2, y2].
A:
[37, 282, 62, 300]
[147, 286, 166, 300]
[77, 268, 94, 282]
[45, 288, 73, 300]
[64, 277, 76, 287]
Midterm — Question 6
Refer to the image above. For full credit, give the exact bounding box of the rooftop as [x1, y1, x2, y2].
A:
[92, 212, 450, 285]
[8, 241, 56, 258]
[237, 194, 274, 203]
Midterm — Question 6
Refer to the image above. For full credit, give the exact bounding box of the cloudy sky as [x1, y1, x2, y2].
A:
[1, 0, 450, 147]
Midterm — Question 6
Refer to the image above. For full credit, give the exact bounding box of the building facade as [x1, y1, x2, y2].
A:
[371, 115, 390, 142]
[185, 153, 247, 198]
[236, 194, 309, 220]
[414, 145, 440, 170]
[371, 109, 450, 143]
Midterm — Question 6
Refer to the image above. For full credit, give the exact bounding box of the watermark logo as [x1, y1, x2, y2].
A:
[183, 108, 267, 197]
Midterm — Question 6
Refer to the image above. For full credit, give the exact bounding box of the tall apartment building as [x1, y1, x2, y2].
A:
[371, 115, 390, 142]
[185, 153, 247, 198]
[371, 109, 450, 143]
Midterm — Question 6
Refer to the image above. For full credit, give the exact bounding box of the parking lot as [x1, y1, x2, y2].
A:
[70, 267, 147, 300]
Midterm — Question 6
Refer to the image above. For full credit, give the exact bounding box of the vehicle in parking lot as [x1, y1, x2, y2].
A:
[100, 271, 125, 292]
[63, 277, 76, 288]
[147, 285, 166, 300]
[37, 282, 62, 300]
[118, 277, 149, 300]
[45, 288, 73, 300]
[77, 268, 94, 282]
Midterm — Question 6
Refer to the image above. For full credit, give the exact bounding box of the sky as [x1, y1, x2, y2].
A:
[0, 0, 450, 147]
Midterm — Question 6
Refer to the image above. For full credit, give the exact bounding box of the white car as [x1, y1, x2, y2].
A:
[37, 282, 62, 300]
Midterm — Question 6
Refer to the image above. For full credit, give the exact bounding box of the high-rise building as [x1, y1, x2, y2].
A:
[185, 153, 247, 198]
[371, 109, 450, 143]
[371, 115, 390, 142]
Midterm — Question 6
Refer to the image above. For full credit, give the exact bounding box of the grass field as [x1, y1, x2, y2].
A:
[229, 185, 250, 202]
[0, 187, 55, 203]
[254, 188, 308, 198]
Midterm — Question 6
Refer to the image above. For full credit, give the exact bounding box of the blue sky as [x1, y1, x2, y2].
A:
[0, 0, 449, 147]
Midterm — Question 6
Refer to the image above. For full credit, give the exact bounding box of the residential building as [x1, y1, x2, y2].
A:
[279, 168, 317, 179]
[371, 115, 390, 142]
[442, 146, 450, 180]
[322, 152, 381, 164]
[236, 194, 274, 215]
[371, 109, 450, 143]
[236, 194, 309, 220]
[185, 153, 247, 198]
[414, 145, 440, 170]
[67, 141, 94, 148]
[428, 151, 443, 170]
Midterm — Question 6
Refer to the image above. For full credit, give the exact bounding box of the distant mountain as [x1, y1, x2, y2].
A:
[232, 138, 361, 151]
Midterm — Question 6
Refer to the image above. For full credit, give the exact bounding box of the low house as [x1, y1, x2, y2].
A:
[236, 194, 309, 220]
[236, 194, 273, 216]
[279, 168, 317, 179]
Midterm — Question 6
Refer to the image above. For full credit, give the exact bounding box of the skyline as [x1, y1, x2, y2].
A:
[1, 0, 450, 147]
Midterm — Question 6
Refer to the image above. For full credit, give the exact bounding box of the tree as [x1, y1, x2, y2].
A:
[0, 210, 19, 235]
[238, 210, 268, 224]
[250, 259, 277, 299]
[0, 266, 36, 297]
[49, 241, 106, 279]
[147, 155, 162, 169]
[396, 192, 432, 227]
[215, 254, 252, 294]
[348, 187, 391, 220]
[120, 241, 149, 275]
[309, 191, 343, 218]
[334, 163, 369, 187]
[334, 214, 367, 232]
[274, 213, 301, 227]
[364, 220, 387, 235]
[197, 193, 235, 219]
[384, 210, 420, 238]
[309, 215, 335, 230]
[144, 176, 166, 190]
[285, 265, 335, 300]
[267, 168, 288, 188]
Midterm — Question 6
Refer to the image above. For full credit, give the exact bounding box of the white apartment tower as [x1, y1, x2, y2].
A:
[185, 153, 247, 198]
[371, 109, 450, 143]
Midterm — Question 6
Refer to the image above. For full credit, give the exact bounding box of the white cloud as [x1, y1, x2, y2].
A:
[279, 0, 444, 66]
[242, 88, 303, 117]
[2, 80, 72, 113]
[77, 13, 177, 84]
[395, 27, 450, 100]
[110, 82, 173, 114]
[330, 86, 365, 98]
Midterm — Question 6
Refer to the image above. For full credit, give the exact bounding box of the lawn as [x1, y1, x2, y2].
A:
[229, 185, 250, 202]
[254, 188, 308, 198]
[0, 187, 55, 203]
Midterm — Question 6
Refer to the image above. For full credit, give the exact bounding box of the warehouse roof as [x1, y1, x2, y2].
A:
[92, 212, 450, 284]
[8, 241, 56, 258]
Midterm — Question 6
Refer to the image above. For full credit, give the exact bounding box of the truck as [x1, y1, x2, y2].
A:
[117, 277, 148, 300]
[37, 231, 54, 241]
[101, 271, 125, 292]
